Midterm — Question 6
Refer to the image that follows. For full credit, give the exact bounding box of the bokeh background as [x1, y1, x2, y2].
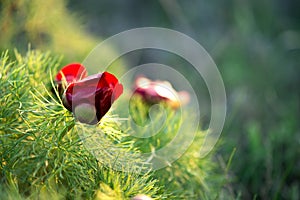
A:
[1, 0, 299, 199]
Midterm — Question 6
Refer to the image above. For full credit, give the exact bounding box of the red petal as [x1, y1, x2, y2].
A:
[55, 63, 87, 83]
[97, 72, 119, 88]
[112, 83, 123, 101]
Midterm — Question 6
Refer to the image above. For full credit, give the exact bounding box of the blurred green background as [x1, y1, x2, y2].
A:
[1, 0, 299, 199]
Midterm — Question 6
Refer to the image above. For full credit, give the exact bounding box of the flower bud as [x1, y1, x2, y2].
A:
[63, 72, 123, 124]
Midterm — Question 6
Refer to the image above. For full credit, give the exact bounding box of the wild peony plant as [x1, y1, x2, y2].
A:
[0, 50, 165, 199]
[0, 49, 229, 199]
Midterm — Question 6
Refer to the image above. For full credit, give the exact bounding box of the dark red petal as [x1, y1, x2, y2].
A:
[97, 72, 119, 88]
[95, 87, 114, 121]
[62, 82, 74, 111]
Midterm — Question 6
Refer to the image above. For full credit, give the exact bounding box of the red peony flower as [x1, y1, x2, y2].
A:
[55, 63, 87, 94]
[134, 76, 189, 109]
[63, 72, 123, 124]
[54, 63, 123, 124]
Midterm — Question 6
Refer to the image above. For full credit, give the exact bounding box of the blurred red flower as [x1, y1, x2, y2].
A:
[134, 76, 189, 109]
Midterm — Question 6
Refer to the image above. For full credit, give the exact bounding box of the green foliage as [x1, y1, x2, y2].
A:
[0, 50, 166, 199]
[123, 96, 228, 199]
[0, 49, 227, 199]
[230, 116, 300, 200]
[216, 2, 300, 199]
[0, 0, 94, 61]
[0, 0, 125, 77]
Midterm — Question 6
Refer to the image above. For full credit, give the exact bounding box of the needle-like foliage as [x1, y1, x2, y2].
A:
[0, 50, 166, 199]
[123, 96, 227, 199]
[0, 50, 227, 199]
